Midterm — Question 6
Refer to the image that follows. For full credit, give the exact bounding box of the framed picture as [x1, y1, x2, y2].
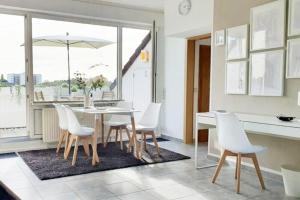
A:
[249, 50, 285, 96]
[288, 0, 300, 36]
[226, 24, 248, 60]
[215, 29, 225, 46]
[250, 0, 286, 51]
[286, 38, 300, 78]
[226, 61, 248, 95]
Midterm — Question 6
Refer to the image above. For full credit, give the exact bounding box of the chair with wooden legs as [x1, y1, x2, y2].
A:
[53, 103, 69, 157]
[104, 101, 132, 150]
[63, 105, 95, 166]
[212, 112, 267, 193]
[127, 103, 162, 157]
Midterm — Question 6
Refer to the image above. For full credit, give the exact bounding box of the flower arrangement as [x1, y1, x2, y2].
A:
[74, 72, 107, 97]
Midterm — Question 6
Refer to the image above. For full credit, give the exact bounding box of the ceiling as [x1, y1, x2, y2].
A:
[74, 0, 164, 12]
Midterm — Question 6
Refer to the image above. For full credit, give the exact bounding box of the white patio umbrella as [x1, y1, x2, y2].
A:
[31, 32, 114, 95]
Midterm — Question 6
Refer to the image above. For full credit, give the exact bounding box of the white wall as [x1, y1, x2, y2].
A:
[164, 0, 213, 37]
[162, 0, 213, 140]
[162, 37, 186, 140]
[210, 0, 300, 172]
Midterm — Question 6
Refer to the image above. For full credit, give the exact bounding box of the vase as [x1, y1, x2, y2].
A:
[84, 95, 91, 108]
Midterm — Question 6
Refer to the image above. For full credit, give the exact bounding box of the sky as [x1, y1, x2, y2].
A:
[0, 14, 150, 82]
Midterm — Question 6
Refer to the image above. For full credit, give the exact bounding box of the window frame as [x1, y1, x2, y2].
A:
[27, 12, 152, 104]
[0, 7, 155, 139]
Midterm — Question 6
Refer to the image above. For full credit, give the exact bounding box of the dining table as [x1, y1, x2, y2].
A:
[72, 106, 140, 166]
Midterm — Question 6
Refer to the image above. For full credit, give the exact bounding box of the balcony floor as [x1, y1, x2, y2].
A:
[0, 127, 27, 139]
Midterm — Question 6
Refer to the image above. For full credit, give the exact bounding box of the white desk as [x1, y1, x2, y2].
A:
[195, 112, 300, 168]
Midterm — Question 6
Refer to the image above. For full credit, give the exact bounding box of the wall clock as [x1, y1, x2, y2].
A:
[178, 0, 192, 16]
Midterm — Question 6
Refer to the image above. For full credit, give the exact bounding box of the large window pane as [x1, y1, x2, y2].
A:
[122, 27, 151, 120]
[32, 18, 117, 101]
[0, 14, 27, 137]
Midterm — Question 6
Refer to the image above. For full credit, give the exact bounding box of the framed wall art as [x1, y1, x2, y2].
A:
[286, 38, 300, 78]
[250, 0, 286, 51]
[215, 29, 225, 46]
[226, 61, 248, 94]
[288, 0, 300, 36]
[249, 50, 285, 96]
[226, 24, 248, 60]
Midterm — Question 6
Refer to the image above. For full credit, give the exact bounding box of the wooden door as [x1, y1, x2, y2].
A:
[198, 45, 211, 142]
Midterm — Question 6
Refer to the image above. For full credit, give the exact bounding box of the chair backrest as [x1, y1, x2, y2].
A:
[109, 101, 133, 123]
[53, 103, 68, 130]
[215, 112, 252, 151]
[102, 91, 115, 100]
[139, 103, 162, 129]
[63, 105, 82, 134]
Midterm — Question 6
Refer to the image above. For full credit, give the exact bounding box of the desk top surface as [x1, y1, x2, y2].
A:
[197, 112, 300, 128]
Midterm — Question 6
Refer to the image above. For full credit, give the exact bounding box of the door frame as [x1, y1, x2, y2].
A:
[184, 33, 211, 144]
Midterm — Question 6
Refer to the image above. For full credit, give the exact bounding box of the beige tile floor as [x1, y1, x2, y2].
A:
[0, 140, 295, 200]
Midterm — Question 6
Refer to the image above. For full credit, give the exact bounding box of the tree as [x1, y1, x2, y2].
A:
[0, 74, 3, 81]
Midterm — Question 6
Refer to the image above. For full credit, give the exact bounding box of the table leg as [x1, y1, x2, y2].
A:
[92, 115, 100, 166]
[101, 114, 104, 144]
[195, 122, 218, 169]
[129, 113, 140, 159]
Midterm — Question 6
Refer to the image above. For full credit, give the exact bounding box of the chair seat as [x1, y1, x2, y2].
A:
[229, 145, 267, 154]
[104, 121, 129, 127]
[127, 124, 155, 132]
[70, 127, 94, 136]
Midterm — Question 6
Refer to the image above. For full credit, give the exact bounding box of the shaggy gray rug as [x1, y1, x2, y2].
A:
[18, 143, 190, 180]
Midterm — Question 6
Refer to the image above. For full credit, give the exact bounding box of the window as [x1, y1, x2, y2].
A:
[32, 18, 117, 101]
[0, 13, 27, 137]
[121, 27, 152, 120]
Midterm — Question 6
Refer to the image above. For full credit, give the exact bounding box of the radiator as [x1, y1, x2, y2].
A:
[42, 108, 97, 143]
[42, 108, 60, 143]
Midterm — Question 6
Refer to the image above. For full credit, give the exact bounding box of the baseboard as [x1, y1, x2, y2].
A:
[207, 153, 283, 182]
[161, 134, 183, 143]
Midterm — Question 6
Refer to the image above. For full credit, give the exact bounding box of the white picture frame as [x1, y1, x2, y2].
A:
[249, 50, 285, 96]
[286, 38, 300, 78]
[215, 29, 225, 46]
[226, 24, 248, 60]
[250, 0, 286, 51]
[288, 0, 300, 36]
[226, 61, 248, 95]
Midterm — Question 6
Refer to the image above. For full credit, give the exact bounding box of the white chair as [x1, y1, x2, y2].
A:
[127, 103, 162, 156]
[212, 112, 266, 193]
[104, 101, 132, 150]
[53, 103, 69, 156]
[63, 105, 94, 166]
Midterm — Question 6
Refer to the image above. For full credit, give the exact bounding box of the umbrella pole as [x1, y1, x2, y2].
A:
[67, 41, 71, 95]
